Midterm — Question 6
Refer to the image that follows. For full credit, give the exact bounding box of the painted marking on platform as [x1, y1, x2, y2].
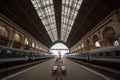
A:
[2, 62, 44, 80]
[78, 63, 112, 80]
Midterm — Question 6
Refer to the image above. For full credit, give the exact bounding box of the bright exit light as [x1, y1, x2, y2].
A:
[52, 50, 58, 55]
[50, 43, 69, 57]
[51, 50, 67, 56]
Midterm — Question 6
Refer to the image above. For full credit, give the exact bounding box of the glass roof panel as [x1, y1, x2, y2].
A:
[31, 0, 58, 42]
[61, 0, 83, 42]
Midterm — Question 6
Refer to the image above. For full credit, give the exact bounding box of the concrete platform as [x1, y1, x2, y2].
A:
[2, 58, 110, 80]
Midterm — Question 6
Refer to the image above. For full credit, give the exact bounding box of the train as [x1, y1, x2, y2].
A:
[65, 45, 120, 64]
[0, 46, 55, 64]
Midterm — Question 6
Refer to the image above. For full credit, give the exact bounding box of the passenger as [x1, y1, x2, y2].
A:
[55, 57, 59, 63]
[58, 54, 61, 60]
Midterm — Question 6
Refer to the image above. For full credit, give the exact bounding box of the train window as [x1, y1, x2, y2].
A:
[105, 52, 112, 56]
[20, 52, 24, 56]
[20, 52, 23, 56]
[85, 54, 87, 57]
[21, 52, 25, 56]
[98, 52, 103, 56]
[16, 52, 20, 56]
[93, 53, 97, 57]
[81, 54, 84, 57]
[7, 50, 12, 56]
[0, 50, 2, 56]
[91, 54, 94, 57]
[0, 50, 2, 53]
[115, 51, 120, 56]
[24, 52, 27, 56]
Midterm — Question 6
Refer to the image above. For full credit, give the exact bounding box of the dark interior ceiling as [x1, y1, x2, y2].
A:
[0, 0, 120, 48]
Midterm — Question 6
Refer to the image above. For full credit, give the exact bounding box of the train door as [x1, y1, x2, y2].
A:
[87, 52, 92, 62]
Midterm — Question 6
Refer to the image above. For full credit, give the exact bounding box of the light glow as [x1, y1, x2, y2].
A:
[95, 41, 101, 47]
[50, 43, 69, 57]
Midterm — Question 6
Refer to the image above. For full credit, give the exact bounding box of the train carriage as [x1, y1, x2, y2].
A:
[0, 46, 29, 63]
[66, 45, 120, 64]
[0, 46, 55, 64]
[89, 45, 120, 63]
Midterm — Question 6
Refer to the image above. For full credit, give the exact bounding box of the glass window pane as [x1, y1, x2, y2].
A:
[115, 51, 120, 56]
[105, 52, 112, 56]
[61, 0, 83, 42]
[31, 0, 58, 42]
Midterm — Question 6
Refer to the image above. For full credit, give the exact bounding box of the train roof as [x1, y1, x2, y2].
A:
[89, 45, 120, 53]
[0, 46, 28, 52]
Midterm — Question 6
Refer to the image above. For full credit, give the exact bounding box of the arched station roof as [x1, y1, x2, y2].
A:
[0, 0, 120, 48]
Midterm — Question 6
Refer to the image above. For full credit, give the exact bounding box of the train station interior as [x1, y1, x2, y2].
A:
[0, 0, 120, 80]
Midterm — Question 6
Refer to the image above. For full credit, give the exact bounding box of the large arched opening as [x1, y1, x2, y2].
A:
[103, 27, 119, 46]
[0, 25, 9, 46]
[50, 43, 69, 57]
[13, 33, 22, 48]
[85, 39, 90, 51]
[92, 35, 100, 49]
[24, 38, 30, 50]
